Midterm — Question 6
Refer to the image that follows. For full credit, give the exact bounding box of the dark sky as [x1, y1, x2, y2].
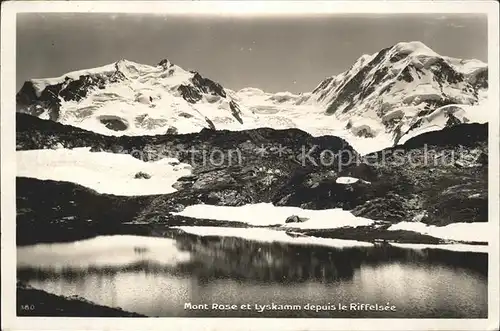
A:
[17, 13, 487, 93]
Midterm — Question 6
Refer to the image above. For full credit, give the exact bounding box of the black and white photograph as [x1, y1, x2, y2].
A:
[1, 1, 499, 330]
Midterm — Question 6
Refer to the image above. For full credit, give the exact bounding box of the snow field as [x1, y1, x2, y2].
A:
[16, 147, 192, 196]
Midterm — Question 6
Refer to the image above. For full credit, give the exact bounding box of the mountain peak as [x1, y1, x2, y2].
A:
[115, 58, 128, 65]
[158, 58, 174, 69]
[391, 41, 439, 57]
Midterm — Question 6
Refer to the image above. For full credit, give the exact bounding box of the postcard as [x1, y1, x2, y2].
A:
[1, 1, 499, 330]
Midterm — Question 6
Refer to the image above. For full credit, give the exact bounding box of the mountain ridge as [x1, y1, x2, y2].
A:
[298, 41, 488, 142]
[16, 41, 489, 154]
[17, 58, 244, 134]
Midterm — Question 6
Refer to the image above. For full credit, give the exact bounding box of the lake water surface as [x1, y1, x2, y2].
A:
[17, 229, 488, 318]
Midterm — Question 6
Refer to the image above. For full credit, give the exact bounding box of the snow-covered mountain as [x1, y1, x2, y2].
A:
[300, 41, 489, 144]
[17, 41, 489, 154]
[17, 59, 246, 135]
[234, 42, 489, 152]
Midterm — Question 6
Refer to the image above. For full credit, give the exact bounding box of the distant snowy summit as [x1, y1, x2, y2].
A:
[301, 41, 488, 145]
[17, 41, 489, 153]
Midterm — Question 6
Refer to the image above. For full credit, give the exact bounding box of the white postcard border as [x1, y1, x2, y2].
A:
[1, 1, 499, 330]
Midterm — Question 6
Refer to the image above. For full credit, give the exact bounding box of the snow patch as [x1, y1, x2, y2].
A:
[336, 176, 361, 184]
[16, 148, 192, 196]
[387, 221, 489, 243]
[172, 203, 375, 229]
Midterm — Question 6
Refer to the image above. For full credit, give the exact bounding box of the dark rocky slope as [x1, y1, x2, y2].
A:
[16, 113, 355, 243]
[271, 123, 488, 226]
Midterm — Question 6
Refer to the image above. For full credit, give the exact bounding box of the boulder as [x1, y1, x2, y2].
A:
[166, 127, 178, 135]
[285, 215, 308, 223]
[134, 171, 151, 179]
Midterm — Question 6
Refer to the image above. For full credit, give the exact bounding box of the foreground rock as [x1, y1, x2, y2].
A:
[17, 283, 144, 317]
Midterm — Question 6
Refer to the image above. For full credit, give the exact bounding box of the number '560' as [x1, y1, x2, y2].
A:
[20, 304, 35, 310]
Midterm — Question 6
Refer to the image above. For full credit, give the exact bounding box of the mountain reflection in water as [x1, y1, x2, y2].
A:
[17, 231, 488, 318]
